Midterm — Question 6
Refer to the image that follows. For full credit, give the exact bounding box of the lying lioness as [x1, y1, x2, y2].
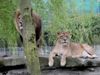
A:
[48, 32, 97, 67]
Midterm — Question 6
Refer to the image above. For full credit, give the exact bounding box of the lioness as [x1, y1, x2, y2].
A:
[14, 9, 42, 47]
[48, 32, 97, 67]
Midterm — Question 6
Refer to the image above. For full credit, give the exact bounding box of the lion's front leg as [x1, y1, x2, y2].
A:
[60, 55, 66, 66]
[48, 52, 56, 67]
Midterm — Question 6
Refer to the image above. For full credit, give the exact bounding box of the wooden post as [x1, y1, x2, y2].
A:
[19, 0, 41, 75]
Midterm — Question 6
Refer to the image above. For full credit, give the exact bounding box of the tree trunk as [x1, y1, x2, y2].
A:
[19, 0, 41, 75]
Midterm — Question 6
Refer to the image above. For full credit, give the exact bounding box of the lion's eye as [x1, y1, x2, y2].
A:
[60, 36, 63, 38]
[66, 36, 69, 38]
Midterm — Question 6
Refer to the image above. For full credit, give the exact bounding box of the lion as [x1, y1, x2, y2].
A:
[14, 9, 42, 47]
[48, 32, 97, 67]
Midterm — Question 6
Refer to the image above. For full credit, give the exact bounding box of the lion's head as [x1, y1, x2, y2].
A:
[57, 32, 71, 45]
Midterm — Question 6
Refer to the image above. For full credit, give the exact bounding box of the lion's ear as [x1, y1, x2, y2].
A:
[15, 9, 21, 18]
[65, 32, 70, 35]
[57, 32, 61, 35]
[65, 32, 71, 38]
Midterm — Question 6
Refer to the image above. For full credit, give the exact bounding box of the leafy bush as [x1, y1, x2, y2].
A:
[0, 0, 100, 47]
[0, 0, 18, 47]
[44, 14, 100, 45]
[42, 0, 100, 45]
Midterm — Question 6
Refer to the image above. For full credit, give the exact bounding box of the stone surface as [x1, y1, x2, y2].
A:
[0, 56, 100, 70]
[0, 45, 100, 75]
[0, 67, 100, 75]
[0, 45, 100, 72]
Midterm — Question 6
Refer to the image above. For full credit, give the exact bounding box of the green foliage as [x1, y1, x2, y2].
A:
[0, 0, 18, 47]
[45, 14, 100, 45]
[31, 0, 100, 46]
[43, 0, 100, 45]
[0, 0, 100, 47]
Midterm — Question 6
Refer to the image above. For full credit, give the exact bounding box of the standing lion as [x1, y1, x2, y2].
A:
[14, 9, 42, 47]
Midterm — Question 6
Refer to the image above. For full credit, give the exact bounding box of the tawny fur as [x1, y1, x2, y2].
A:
[48, 32, 97, 67]
[14, 9, 42, 47]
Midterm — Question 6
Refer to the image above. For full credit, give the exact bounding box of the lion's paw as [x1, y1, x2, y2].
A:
[48, 60, 54, 67]
[60, 60, 66, 66]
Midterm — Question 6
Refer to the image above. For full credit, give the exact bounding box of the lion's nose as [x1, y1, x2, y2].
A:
[64, 39, 66, 41]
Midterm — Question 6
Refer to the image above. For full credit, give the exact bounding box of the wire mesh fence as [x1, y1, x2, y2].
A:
[0, 46, 52, 57]
[0, 45, 100, 57]
[0, 47, 24, 57]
